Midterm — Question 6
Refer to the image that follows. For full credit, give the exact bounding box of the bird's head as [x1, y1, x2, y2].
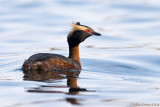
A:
[67, 22, 101, 47]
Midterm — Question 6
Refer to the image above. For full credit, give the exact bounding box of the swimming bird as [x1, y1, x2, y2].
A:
[22, 22, 101, 72]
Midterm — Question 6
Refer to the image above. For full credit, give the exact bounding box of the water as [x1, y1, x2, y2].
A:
[0, 0, 160, 107]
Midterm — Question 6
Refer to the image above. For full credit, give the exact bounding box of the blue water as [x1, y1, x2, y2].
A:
[0, 0, 160, 107]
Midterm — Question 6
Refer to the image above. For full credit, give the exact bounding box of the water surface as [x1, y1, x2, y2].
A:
[0, 0, 160, 107]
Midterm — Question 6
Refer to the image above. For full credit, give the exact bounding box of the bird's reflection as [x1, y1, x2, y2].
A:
[23, 69, 87, 105]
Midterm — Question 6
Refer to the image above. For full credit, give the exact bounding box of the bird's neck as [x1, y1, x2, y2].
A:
[69, 45, 81, 67]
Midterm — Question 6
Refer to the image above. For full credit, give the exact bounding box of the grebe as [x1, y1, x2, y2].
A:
[22, 22, 101, 72]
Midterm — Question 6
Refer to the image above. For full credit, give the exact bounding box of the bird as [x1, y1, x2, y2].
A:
[22, 22, 101, 72]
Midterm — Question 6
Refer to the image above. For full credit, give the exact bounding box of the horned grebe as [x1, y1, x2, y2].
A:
[22, 22, 101, 72]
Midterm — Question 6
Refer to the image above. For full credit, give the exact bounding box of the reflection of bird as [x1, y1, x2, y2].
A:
[24, 70, 86, 105]
[22, 22, 101, 72]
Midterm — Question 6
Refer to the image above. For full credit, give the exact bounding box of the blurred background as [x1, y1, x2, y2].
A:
[0, 0, 160, 107]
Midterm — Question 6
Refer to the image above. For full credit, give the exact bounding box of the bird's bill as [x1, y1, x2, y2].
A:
[92, 32, 101, 36]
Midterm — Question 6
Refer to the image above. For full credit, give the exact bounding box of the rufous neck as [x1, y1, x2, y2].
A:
[69, 45, 81, 66]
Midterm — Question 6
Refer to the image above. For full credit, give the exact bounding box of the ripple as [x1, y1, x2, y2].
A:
[0, 0, 160, 107]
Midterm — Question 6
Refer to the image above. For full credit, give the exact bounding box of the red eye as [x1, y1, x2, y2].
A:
[85, 29, 89, 32]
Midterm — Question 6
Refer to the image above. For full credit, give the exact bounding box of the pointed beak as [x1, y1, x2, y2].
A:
[92, 32, 101, 36]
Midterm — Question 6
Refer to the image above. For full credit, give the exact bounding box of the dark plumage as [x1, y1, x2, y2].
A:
[22, 22, 101, 72]
[22, 53, 80, 71]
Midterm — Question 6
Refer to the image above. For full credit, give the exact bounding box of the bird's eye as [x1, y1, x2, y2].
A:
[85, 29, 89, 32]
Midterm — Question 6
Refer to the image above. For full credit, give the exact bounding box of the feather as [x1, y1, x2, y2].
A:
[71, 23, 87, 32]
